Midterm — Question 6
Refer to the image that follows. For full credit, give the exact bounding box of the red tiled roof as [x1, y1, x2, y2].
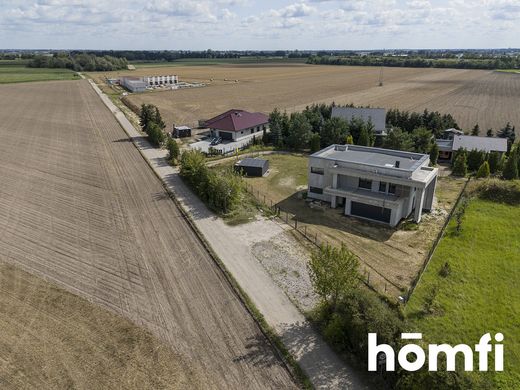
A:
[205, 109, 269, 132]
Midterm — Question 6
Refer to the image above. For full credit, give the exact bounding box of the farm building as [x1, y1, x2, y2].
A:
[436, 130, 508, 161]
[172, 125, 192, 138]
[234, 158, 269, 177]
[120, 76, 147, 93]
[332, 107, 387, 135]
[308, 144, 438, 227]
[206, 109, 269, 142]
[145, 75, 178, 86]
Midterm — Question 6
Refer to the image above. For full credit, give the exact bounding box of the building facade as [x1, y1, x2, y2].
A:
[120, 76, 147, 93]
[145, 75, 178, 87]
[308, 145, 438, 227]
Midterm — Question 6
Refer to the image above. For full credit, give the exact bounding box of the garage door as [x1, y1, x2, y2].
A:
[219, 131, 233, 140]
[350, 201, 391, 223]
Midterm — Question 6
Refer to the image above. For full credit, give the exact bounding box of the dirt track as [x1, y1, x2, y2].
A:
[116, 64, 520, 132]
[0, 80, 296, 389]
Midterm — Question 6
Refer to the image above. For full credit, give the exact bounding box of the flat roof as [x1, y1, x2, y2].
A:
[311, 144, 428, 171]
[235, 158, 268, 168]
[174, 126, 191, 130]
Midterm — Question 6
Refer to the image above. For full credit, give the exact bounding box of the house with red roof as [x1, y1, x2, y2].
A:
[206, 109, 269, 142]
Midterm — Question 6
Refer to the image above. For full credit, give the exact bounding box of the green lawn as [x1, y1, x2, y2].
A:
[406, 198, 520, 388]
[496, 69, 520, 74]
[0, 65, 79, 84]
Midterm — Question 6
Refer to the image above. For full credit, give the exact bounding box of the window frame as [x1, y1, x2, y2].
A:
[358, 178, 373, 190]
[311, 167, 325, 175]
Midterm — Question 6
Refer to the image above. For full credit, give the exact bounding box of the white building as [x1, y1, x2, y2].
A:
[120, 76, 147, 93]
[308, 144, 438, 227]
[145, 75, 178, 87]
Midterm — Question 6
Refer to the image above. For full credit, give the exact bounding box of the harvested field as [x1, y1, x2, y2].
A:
[0, 263, 200, 389]
[0, 80, 296, 389]
[94, 63, 520, 132]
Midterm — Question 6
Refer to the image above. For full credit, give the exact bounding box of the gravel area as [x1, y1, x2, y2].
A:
[252, 232, 318, 312]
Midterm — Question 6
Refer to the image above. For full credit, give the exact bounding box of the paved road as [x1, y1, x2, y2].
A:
[0, 80, 296, 389]
[90, 80, 372, 389]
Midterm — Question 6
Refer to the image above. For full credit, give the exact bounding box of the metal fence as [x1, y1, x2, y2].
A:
[243, 182, 403, 297]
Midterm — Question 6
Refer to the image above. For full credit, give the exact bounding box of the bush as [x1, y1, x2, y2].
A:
[476, 161, 490, 178]
[473, 179, 520, 205]
[467, 149, 485, 172]
[452, 153, 468, 177]
[503, 153, 519, 180]
[439, 262, 452, 278]
[166, 137, 180, 165]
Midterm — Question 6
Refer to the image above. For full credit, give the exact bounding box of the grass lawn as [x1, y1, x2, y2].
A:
[0, 64, 79, 84]
[406, 197, 520, 389]
[496, 69, 520, 74]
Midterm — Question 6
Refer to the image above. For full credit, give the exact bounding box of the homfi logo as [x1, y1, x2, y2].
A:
[368, 333, 504, 372]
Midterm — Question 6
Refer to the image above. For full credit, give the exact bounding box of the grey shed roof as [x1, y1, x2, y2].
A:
[235, 158, 268, 168]
[331, 107, 386, 132]
[452, 135, 508, 153]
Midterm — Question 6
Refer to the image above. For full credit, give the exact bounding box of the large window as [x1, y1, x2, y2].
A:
[309, 186, 323, 194]
[379, 182, 387, 193]
[311, 167, 324, 175]
[358, 178, 372, 190]
[388, 184, 397, 194]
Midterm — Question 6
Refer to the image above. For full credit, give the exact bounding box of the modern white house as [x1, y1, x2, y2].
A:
[307, 144, 438, 227]
[436, 129, 508, 161]
[119, 76, 147, 92]
[206, 109, 269, 142]
[331, 107, 387, 135]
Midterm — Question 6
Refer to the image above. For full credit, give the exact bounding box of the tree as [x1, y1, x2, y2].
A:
[268, 108, 284, 147]
[487, 151, 501, 174]
[308, 245, 360, 310]
[429, 142, 439, 166]
[357, 125, 372, 146]
[497, 122, 516, 152]
[486, 128, 494, 137]
[139, 104, 154, 132]
[320, 117, 349, 147]
[153, 107, 166, 130]
[452, 153, 468, 177]
[147, 123, 165, 147]
[467, 149, 485, 172]
[412, 126, 433, 153]
[503, 153, 519, 180]
[285, 112, 312, 150]
[345, 134, 354, 144]
[383, 128, 414, 151]
[309, 133, 321, 153]
[476, 161, 490, 178]
[166, 137, 180, 165]
[471, 123, 480, 136]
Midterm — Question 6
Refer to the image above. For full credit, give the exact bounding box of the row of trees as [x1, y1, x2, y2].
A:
[139, 104, 166, 147]
[27, 53, 128, 72]
[179, 150, 243, 213]
[386, 108, 459, 136]
[267, 104, 377, 152]
[307, 55, 520, 70]
[451, 146, 520, 181]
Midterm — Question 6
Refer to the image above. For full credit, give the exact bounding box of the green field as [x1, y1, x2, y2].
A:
[0, 64, 79, 84]
[406, 196, 520, 388]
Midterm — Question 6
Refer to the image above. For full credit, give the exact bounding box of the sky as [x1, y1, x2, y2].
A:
[1, 0, 519, 50]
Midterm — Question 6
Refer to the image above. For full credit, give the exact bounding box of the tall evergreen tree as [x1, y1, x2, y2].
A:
[429, 142, 439, 166]
[471, 124, 480, 136]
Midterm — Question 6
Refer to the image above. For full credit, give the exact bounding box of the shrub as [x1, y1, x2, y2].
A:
[503, 154, 519, 180]
[476, 161, 490, 178]
[467, 149, 485, 172]
[430, 142, 439, 165]
[166, 137, 180, 165]
[487, 151, 501, 174]
[452, 153, 468, 177]
[474, 179, 520, 205]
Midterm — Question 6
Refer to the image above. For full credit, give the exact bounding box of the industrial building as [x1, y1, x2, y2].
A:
[120, 76, 147, 93]
[145, 75, 178, 86]
[234, 158, 269, 177]
[307, 144, 438, 227]
[206, 109, 269, 142]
